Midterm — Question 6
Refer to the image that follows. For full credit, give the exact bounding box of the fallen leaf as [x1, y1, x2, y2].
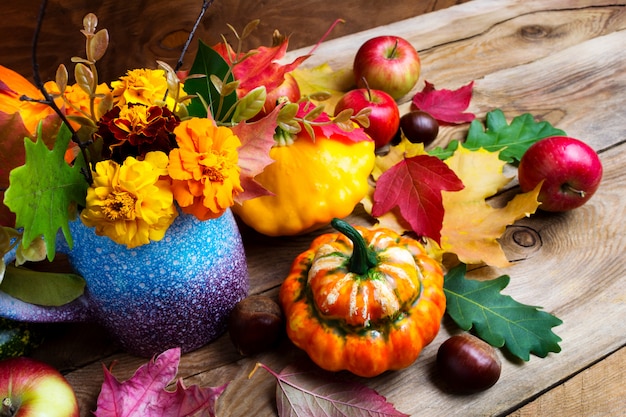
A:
[94, 347, 227, 417]
[444, 263, 563, 361]
[411, 80, 475, 124]
[463, 109, 566, 164]
[252, 362, 408, 417]
[440, 145, 541, 267]
[371, 140, 464, 243]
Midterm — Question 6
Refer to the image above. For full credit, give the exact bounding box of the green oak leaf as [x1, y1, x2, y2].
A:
[463, 109, 566, 164]
[428, 139, 459, 160]
[3, 123, 88, 260]
[1, 264, 85, 307]
[444, 263, 563, 361]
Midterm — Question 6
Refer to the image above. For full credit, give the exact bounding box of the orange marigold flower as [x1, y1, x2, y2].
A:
[81, 151, 177, 248]
[168, 118, 242, 220]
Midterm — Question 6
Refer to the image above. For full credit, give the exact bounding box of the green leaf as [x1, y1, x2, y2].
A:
[428, 139, 459, 160]
[444, 263, 563, 361]
[3, 123, 88, 260]
[184, 40, 237, 122]
[1, 264, 85, 307]
[232, 86, 266, 123]
[463, 109, 565, 164]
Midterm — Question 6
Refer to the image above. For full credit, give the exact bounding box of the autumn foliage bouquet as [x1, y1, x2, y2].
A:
[0, 5, 369, 277]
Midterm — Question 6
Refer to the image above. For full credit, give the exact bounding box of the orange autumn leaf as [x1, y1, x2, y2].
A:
[440, 145, 541, 267]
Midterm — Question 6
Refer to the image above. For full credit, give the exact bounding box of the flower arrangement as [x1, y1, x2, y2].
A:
[0, 5, 365, 275]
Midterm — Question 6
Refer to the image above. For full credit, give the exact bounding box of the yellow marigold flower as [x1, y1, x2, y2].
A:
[80, 151, 177, 248]
[168, 118, 243, 221]
[111, 68, 183, 109]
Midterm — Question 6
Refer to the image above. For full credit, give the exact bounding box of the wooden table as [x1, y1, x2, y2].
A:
[27, 0, 626, 415]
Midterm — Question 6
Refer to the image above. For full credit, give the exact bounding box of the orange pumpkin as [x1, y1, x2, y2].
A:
[279, 218, 446, 377]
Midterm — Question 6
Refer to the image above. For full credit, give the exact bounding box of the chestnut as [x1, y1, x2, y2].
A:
[436, 333, 502, 393]
[399, 110, 439, 145]
[228, 295, 284, 356]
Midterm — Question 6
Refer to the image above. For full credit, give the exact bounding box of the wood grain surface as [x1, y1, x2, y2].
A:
[4, 0, 626, 416]
[0, 0, 469, 84]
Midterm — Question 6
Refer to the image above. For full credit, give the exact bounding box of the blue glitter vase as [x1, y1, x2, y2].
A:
[0, 209, 249, 357]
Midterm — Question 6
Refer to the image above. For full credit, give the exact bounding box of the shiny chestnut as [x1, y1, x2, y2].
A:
[436, 333, 502, 393]
[399, 110, 439, 145]
[228, 295, 284, 356]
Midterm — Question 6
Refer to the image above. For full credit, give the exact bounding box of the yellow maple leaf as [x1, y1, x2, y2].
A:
[291, 63, 353, 114]
[440, 145, 541, 267]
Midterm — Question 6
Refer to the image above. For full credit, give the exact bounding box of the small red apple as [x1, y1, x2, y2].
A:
[353, 35, 421, 100]
[518, 136, 603, 212]
[0, 356, 79, 417]
[334, 88, 400, 148]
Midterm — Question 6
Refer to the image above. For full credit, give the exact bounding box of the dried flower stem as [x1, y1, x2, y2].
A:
[24, 0, 93, 184]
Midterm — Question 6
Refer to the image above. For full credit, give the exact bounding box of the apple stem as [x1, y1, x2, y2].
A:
[360, 77, 373, 101]
[1, 398, 15, 417]
[389, 39, 399, 58]
[563, 183, 586, 198]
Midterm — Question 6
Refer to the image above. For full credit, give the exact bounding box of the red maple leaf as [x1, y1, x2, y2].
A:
[411, 80, 475, 124]
[372, 154, 464, 243]
[213, 38, 309, 98]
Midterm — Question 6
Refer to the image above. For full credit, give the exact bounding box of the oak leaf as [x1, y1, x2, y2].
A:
[94, 348, 227, 417]
[411, 80, 475, 124]
[440, 145, 541, 267]
[444, 263, 563, 361]
[463, 109, 566, 164]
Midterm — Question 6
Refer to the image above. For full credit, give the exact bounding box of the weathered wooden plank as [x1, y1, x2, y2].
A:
[0, 0, 470, 83]
[510, 347, 626, 417]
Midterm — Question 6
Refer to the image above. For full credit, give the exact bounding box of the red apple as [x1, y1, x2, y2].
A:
[518, 136, 603, 212]
[353, 35, 421, 100]
[0, 356, 79, 417]
[334, 88, 400, 148]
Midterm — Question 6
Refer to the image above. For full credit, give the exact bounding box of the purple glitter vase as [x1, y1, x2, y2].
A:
[0, 209, 249, 357]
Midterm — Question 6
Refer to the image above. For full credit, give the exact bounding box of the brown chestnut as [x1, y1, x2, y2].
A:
[436, 333, 502, 393]
[228, 295, 284, 356]
[399, 110, 439, 145]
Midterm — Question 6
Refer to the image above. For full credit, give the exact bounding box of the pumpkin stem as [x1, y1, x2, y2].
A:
[331, 218, 377, 275]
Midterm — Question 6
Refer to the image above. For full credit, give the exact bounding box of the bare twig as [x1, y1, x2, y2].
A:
[24, 0, 93, 184]
[175, 0, 216, 72]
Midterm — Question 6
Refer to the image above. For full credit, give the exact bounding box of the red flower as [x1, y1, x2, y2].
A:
[97, 103, 180, 163]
